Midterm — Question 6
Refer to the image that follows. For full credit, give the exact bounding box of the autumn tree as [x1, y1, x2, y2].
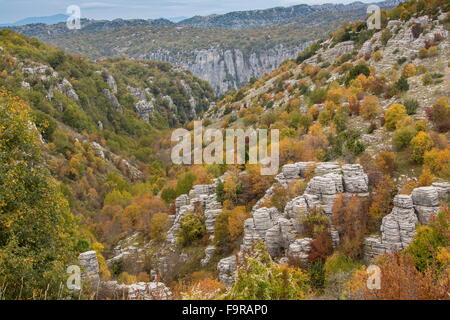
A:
[410, 131, 434, 163]
[150, 213, 169, 242]
[360, 95, 381, 120]
[178, 212, 206, 247]
[375, 151, 397, 175]
[385, 103, 408, 131]
[427, 96, 450, 132]
[332, 195, 369, 259]
[423, 148, 450, 180]
[368, 176, 396, 233]
[346, 252, 449, 300]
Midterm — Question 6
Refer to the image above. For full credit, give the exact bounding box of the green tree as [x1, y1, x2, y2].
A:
[216, 179, 225, 204]
[178, 213, 206, 246]
[0, 90, 78, 299]
[175, 172, 196, 196]
[405, 207, 449, 273]
[224, 242, 310, 300]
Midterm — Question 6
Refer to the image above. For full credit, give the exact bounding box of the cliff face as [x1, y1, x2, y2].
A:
[143, 43, 310, 95]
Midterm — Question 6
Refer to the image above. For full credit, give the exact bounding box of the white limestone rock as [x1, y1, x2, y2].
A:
[342, 164, 368, 194]
[287, 238, 313, 262]
[314, 162, 341, 176]
[205, 209, 222, 234]
[363, 236, 387, 263]
[415, 205, 440, 224]
[103, 88, 122, 112]
[175, 194, 190, 212]
[411, 187, 440, 207]
[189, 184, 215, 199]
[201, 246, 216, 267]
[432, 182, 450, 201]
[394, 194, 414, 209]
[282, 164, 301, 180]
[105, 281, 172, 300]
[78, 251, 100, 288]
[218, 256, 237, 287]
[252, 207, 275, 238]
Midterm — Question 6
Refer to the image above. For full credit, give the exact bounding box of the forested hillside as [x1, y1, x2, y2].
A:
[0, 29, 213, 299]
[0, 0, 449, 300]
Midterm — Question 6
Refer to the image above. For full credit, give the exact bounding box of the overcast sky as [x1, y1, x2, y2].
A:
[0, 0, 383, 24]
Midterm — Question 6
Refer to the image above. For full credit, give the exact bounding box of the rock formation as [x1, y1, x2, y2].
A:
[218, 162, 370, 286]
[78, 250, 172, 300]
[363, 183, 450, 263]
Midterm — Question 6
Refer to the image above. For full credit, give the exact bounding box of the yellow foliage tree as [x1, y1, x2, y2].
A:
[424, 148, 450, 179]
[385, 104, 407, 131]
[410, 131, 434, 164]
[402, 63, 417, 78]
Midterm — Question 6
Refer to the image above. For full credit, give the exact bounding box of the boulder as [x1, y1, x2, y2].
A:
[394, 194, 414, 209]
[205, 209, 222, 234]
[201, 246, 216, 267]
[411, 187, 440, 207]
[314, 162, 341, 176]
[78, 251, 100, 287]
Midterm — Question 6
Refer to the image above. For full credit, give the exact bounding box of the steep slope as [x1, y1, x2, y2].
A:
[103, 1, 449, 299]
[0, 30, 214, 284]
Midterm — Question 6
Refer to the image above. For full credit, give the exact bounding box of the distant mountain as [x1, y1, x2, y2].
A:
[177, 0, 405, 29]
[3, 0, 404, 95]
[0, 14, 69, 27]
[168, 16, 190, 23]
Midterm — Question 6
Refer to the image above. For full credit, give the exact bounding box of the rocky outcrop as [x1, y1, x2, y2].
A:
[219, 162, 370, 286]
[288, 238, 313, 262]
[218, 256, 237, 287]
[90, 141, 143, 181]
[103, 281, 172, 300]
[105, 73, 118, 94]
[364, 183, 450, 263]
[103, 88, 122, 112]
[200, 245, 216, 267]
[141, 43, 311, 95]
[126, 86, 155, 122]
[412, 186, 440, 224]
[78, 251, 100, 287]
[55, 78, 79, 101]
[163, 179, 223, 274]
[78, 250, 172, 300]
[171, 44, 310, 95]
[107, 233, 145, 265]
[305, 40, 355, 65]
